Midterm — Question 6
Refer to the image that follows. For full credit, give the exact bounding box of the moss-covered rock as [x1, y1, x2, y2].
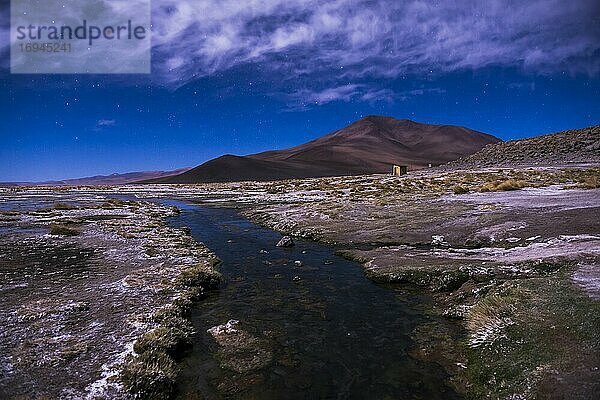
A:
[121, 351, 178, 400]
[174, 262, 222, 289]
[133, 323, 193, 358]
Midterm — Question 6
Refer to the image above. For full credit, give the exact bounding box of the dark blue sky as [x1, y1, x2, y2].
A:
[1, 0, 599, 181]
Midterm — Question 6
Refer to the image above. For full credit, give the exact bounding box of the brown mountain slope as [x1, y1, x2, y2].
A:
[446, 125, 600, 169]
[150, 116, 500, 183]
[251, 116, 500, 169]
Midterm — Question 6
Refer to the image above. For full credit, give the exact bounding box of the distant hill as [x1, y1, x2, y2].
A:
[446, 125, 600, 169]
[148, 116, 500, 183]
[1, 168, 190, 187]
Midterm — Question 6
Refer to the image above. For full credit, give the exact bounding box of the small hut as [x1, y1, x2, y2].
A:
[392, 165, 408, 176]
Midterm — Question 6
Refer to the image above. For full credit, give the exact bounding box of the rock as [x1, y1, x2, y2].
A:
[207, 320, 273, 373]
[431, 235, 448, 246]
[207, 319, 240, 337]
[276, 236, 294, 247]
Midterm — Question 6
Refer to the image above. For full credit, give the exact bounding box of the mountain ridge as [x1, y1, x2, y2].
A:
[147, 116, 500, 184]
[0, 168, 191, 187]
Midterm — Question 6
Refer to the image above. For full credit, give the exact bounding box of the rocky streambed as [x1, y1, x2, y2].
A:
[167, 202, 461, 399]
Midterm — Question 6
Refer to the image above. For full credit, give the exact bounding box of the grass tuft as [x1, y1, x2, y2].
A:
[133, 323, 193, 357]
[52, 202, 77, 210]
[174, 261, 222, 289]
[480, 179, 527, 192]
[466, 294, 516, 334]
[121, 351, 178, 400]
[49, 223, 79, 236]
[576, 175, 600, 189]
[453, 185, 469, 194]
[122, 257, 220, 398]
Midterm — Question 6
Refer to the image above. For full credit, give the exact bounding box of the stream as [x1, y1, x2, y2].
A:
[167, 200, 461, 400]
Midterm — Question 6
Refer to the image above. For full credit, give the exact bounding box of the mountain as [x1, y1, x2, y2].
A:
[149, 116, 500, 184]
[446, 125, 600, 168]
[1, 168, 190, 187]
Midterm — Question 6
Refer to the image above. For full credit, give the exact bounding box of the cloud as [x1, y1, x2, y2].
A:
[508, 82, 536, 91]
[148, 0, 600, 87]
[284, 84, 443, 110]
[297, 84, 364, 105]
[283, 84, 394, 111]
[1, 0, 598, 89]
[97, 119, 116, 126]
[92, 119, 117, 131]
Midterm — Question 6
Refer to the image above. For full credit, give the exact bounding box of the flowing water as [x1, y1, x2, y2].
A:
[168, 201, 461, 400]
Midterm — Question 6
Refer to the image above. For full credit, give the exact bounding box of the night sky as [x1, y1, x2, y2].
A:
[1, 0, 599, 182]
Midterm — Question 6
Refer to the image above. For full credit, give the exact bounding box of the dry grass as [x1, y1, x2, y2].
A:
[121, 351, 178, 399]
[576, 176, 600, 189]
[52, 202, 77, 210]
[466, 294, 516, 333]
[174, 262, 222, 289]
[480, 179, 527, 192]
[48, 223, 79, 236]
[453, 185, 469, 194]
